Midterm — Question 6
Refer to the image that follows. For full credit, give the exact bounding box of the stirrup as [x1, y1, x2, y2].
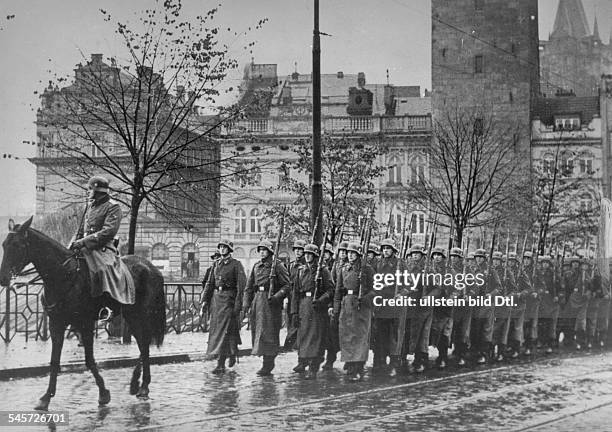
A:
[98, 307, 114, 322]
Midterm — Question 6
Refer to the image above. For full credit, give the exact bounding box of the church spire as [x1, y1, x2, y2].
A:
[593, 15, 600, 41]
[551, 0, 590, 39]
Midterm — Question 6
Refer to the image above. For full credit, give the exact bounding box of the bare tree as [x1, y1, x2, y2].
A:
[36, 0, 267, 253]
[407, 107, 527, 245]
[266, 134, 388, 245]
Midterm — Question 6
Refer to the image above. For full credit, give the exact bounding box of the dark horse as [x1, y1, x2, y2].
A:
[0, 217, 166, 410]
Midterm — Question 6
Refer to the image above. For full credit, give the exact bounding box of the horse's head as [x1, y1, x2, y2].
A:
[0, 216, 33, 287]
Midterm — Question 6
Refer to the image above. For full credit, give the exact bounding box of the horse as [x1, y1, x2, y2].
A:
[0, 217, 166, 410]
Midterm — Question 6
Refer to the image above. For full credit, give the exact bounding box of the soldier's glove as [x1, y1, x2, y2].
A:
[553, 296, 559, 303]
[268, 292, 284, 306]
[291, 313, 300, 328]
[199, 301, 208, 316]
[327, 307, 334, 318]
[69, 239, 84, 251]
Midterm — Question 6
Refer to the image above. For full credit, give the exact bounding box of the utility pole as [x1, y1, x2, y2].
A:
[311, 0, 323, 245]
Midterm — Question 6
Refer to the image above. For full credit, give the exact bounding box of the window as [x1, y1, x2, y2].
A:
[151, 243, 169, 273]
[474, 0, 484, 10]
[410, 155, 426, 183]
[554, 116, 580, 131]
[250, 208, 262, 233]
[578, 151, 594, 175]
[235, 208, 247, 233]
[411, 212, 426, 234]
[278, 166, 290, 187]
[560, 151, 574, 176]
[388, 156, 402, 185]
[474, 55, 484, 74]
[181, 243, 199, 280]
[579, 194, 593, 212]
[541, 153, 555, 175]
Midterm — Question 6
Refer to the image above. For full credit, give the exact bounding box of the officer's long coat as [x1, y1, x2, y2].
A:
[77, 196, 135, 304]
[334, 259, 375, 362]
[203, 256, 246, 356]
[244, 257, 290, 356]
[292, 262, 334, 358]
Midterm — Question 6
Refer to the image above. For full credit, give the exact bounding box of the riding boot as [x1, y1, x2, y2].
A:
[212, 356, 226, 374]
[322, 351, 336, 370]
[293, 357, 307, 373]
[388, 356, 401, 377]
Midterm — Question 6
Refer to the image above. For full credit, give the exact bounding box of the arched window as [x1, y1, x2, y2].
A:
[560, 151, 574, 176]
[578, 151, 594, 175]
[181, 243, 199, 280]
[250, 208, 262, 233]
[249, 247, 260, 258]
[410, 155, 426, 184]
[235, 208, 246, 233]
[388, 155, 402, 185]
[412, 212, 425, 234]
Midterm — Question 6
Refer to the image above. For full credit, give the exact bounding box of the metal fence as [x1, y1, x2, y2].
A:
[0, 280, 208, 343]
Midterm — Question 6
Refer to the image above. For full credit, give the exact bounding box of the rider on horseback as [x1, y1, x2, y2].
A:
[70, 175, 134, 322]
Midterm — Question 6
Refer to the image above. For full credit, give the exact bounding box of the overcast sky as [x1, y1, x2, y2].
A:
[0, 0, 610, 217]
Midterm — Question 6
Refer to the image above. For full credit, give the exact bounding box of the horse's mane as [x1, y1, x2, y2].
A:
[27, 227, 72, 255]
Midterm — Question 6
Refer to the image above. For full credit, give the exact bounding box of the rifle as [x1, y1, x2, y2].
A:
[311, 205, 322, 244]
[486, 224, 498, 295]
[425, 214, 439, 272]
[518, 230, 530, 275]
[385, 208, 394, 238]
[333, 223, 345, 262]
[312, 220, 331, 303]
[446, 219, 454, 271]
[357, 202, 375, 309]
[398, 214, 407, 259]
[393, 213, 413, 357]
[269, 207, 287, 300]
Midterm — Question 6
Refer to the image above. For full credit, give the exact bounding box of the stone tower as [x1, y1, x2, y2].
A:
[540, 0, 612, 97]
[431, 0, 540, 154]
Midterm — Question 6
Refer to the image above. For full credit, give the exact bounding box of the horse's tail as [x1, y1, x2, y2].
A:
[149, 270, 167, 347]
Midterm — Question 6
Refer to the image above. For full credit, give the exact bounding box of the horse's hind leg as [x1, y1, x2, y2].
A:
[35, 318, 65, 411]
[81, 325, 111, 405]
[130, 359, 142, 395]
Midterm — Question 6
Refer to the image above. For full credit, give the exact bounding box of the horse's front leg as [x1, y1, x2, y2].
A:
[80, 323, 111, 405]
[35, 318, 65, 411]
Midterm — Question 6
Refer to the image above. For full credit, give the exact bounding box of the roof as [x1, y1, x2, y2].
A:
[395, 97, 432, 116]
[533, 96, 600, 125]
[551, 0, 590, 39]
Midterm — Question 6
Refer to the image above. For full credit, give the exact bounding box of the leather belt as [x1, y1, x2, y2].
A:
[305, 292, 312, 297]
[258, 286, 267, 292]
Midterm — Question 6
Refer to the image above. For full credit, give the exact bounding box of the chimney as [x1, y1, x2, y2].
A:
[337, 71, 344, 79]
[357, 72, 366, 87]
[91, 53, 103, 64]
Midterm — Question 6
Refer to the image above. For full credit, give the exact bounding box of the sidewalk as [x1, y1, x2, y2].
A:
[0, 328, 284, 380]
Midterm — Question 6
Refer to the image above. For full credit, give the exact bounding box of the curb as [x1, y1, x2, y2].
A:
[0, 348, 253, 381]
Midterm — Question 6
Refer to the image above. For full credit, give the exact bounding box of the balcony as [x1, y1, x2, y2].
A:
[219, 114, 431, 136]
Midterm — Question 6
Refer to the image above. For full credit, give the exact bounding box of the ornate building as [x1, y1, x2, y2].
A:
[218, 62, 432, 270]
[31, 54, 220, 281]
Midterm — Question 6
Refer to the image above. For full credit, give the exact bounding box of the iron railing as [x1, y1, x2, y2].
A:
[0, 280, 209, 343]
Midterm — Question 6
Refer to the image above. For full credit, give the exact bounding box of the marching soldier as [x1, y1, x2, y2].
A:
[372, 238, 407, 373]
[586, 261, 602, 349]
[597, 273, 611, 347]
[243, 240, 291, 376]
[568, 257, 590, 350]
[521, 251, 540, 355]
[429, 247, 453, 369]
[492, 252, 511, 361]
[324, 241, 348, 370]
[286, 240, 306, 369]
[507, 252, 529, 358]
[323, 244, 335, 270]
[471, 248, 500, 364]
[200, 239, 246, 374]
[537, 255, 560, 354]
[367, 243, 381, 267]
[407, 244, 433, 373]
[450, 247, 471, 366]
[333, 242, 375, 381]
[291, 243, 334, 379]
[558, 258, 578, 346]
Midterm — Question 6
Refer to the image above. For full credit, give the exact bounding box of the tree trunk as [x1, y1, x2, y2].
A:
[127, 188, 143, 255]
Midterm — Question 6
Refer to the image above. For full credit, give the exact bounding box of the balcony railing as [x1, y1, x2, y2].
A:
[220, 114, 431, 136]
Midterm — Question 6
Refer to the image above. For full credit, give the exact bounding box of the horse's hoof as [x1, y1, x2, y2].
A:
[98, 389, 111, 406]
[136, 386, 149, 400]
[34, 399, 49, 411]
[129, 380, 140, 395]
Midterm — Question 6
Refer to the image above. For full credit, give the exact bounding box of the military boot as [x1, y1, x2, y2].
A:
[293, 357, 307, 373]
[388, 356, 401, 377]
[256, 356, 275, 376]
[212, 356, 226, 375]
[372, 354, 386, 375]
[304, 359, 319, 380]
